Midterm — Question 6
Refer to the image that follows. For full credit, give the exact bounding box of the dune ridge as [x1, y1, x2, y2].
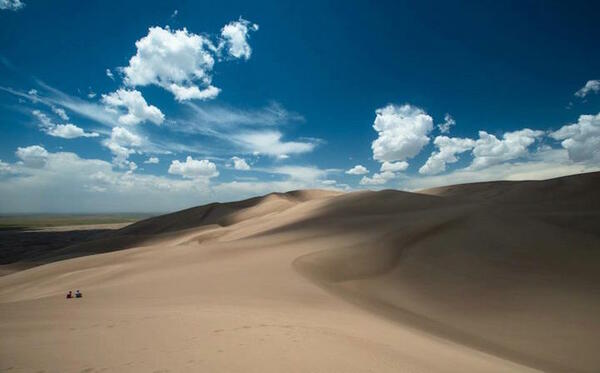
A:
[1, 173, 599, 372]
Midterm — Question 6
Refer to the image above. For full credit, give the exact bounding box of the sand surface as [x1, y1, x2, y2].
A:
[1, 173, 599, 372]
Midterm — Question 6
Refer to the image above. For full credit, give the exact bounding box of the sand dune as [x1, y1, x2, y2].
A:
[1, 173, 599, 372]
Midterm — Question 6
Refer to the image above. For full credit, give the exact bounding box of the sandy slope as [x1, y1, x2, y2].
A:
[1, 174, 599, 372]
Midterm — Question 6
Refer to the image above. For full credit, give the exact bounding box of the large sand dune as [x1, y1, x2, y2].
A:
[1, 173, 599, 372]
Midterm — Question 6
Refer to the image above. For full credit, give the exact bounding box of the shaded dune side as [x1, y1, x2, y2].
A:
[420, 171, 600, 237]
[245, 189, 459, 240]
[420, 171, 600, 206]
[291, 172, 600, 373]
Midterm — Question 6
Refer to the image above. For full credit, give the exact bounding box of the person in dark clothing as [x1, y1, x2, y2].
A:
[75, 290, 82, 298]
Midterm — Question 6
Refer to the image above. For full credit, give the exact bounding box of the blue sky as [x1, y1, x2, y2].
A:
[0, 0, 599, 213]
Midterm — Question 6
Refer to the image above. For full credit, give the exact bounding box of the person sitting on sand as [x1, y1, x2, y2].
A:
[66, 291, 73, 299]
[75, 290, 82, 298]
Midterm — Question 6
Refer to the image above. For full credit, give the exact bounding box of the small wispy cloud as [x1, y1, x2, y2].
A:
[575, 80, 600, 98]
[183, 101, 304, 130]
[1, 82, 120, 128]
[231, 130, 318, 158]
[166, 101, 312, 158]
[437, 113, 456, 134]
[35, 81, 120, 127]
[32, 109, 99, 139]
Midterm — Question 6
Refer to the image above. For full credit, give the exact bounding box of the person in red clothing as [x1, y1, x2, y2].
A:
[66, 291, 73, 299]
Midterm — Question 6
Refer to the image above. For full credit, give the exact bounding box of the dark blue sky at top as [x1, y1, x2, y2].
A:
[0, 0, 599, 192]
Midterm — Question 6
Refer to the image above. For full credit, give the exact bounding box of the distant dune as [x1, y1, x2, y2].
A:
[1, 172, 599, 372]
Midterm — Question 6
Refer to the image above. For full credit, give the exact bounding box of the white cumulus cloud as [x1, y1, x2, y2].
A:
[144, 156, 160, 164]
[16, 145, 48, 168]
[121, 19, 257, 102]
[419, 136, 475, 175]
[47, 124, 99, 139]
[470, 129, 544, 170]
[109, 126, 142, 147]
[220, 18, 259, 60]
[167, 84, 220, 101]
[0, 160, 11, 174]
[122, 26, 220, 102]
[168, 156, 219, 179]
[346, 165, 369, 175]
[402, 147, 599, 191]
[359, 161, 407, 186]
[371, 104, 434, 163]
[101, 89, 164, 126]
[102, 127, 142, 169]
[437, 113, 456, 134]
[230, 156, 250, 170]
[32, 110, 99, 139]
[380, 161, 408, 172]
[550, 112, 600, 162]
[360, 171, 395, 186]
